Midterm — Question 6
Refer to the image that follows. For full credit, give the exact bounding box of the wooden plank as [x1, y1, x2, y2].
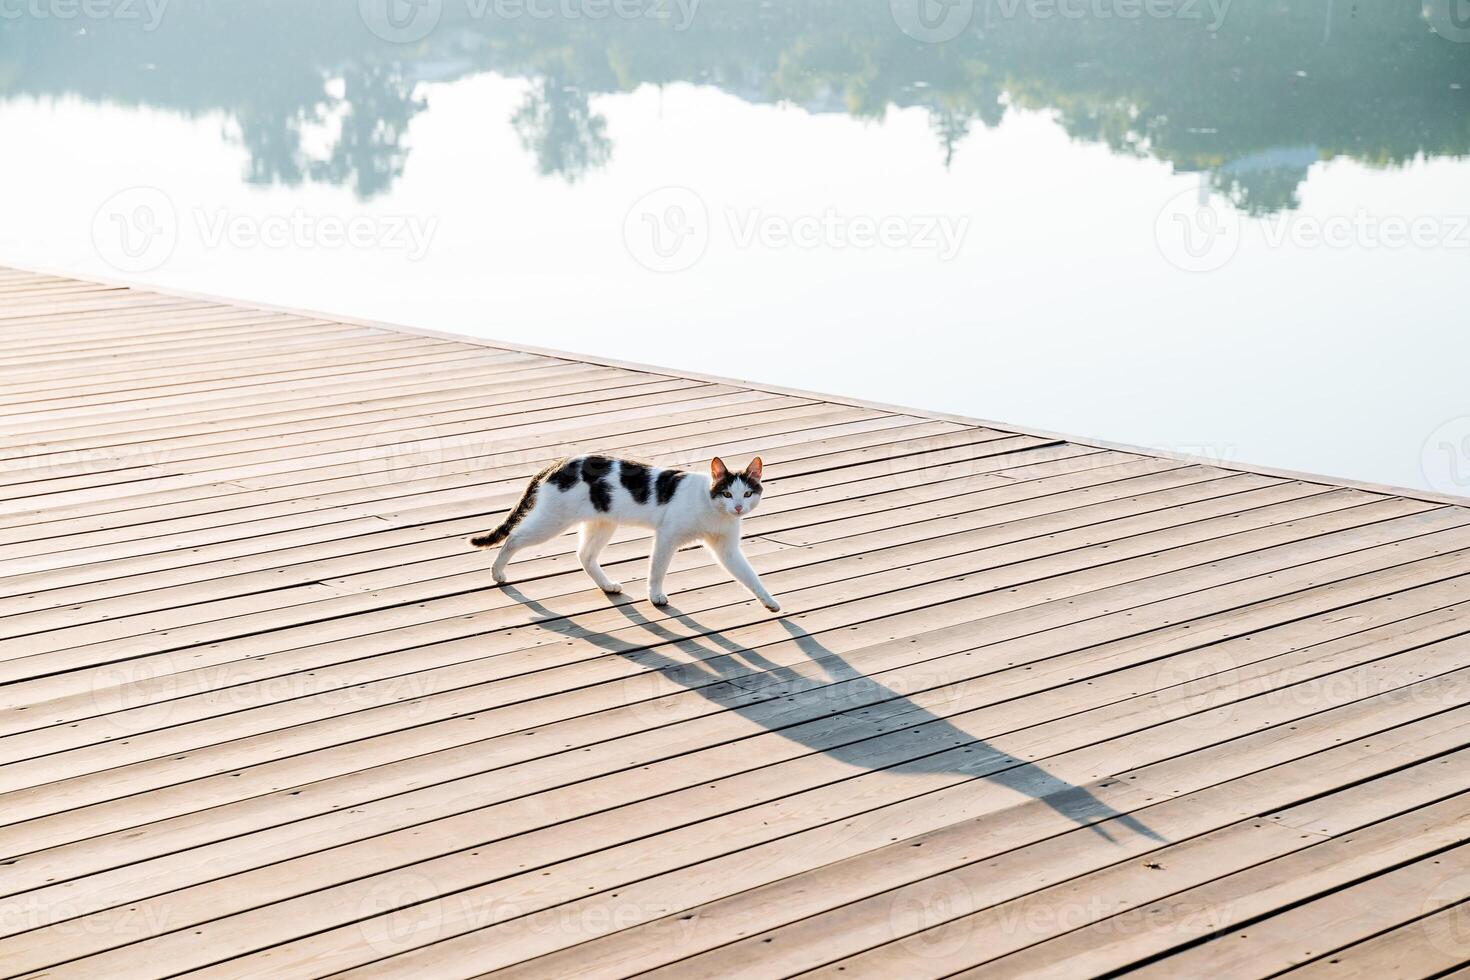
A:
[6, 566, 1466, 943]
[0, 331, 440, 397]
[3, 270, 1469, 979]
[0, 449, 1111, 708]
[4, 314, 360, 365]
[0, 415, 979, 563]
[1281, 901, 1470, 979]
[2, 305, 309, 348]
[3, 593, 1460, 960]
[0, 415, 966, 539]
[0, 473, 1299, 770]
[2, 323, 386, 384]
[0, 380, 753, 496]
[0, 431, 1041, 625]
[0, 349, 539, 436]
[0, 502, 1452, 863]
[0, 335, 462, 407]
[811, 766, 1470, 977]
[0, 406, 900, 521]
[0, 294, 217, 323]
[474, 715, 1470, 980]
[0, 345, 497, 424]
[0, 390, 812, 501]
[38, 641, 1469, 976]
[0, 362, 625, 460]
[1124, 843, 1470, 978]
[0, 374, 701, 478]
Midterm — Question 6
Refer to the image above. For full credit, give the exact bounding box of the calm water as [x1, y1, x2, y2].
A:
[3, 1, 1468, 494]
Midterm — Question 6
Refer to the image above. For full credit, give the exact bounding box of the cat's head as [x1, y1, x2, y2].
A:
[709, 456, 764, 518]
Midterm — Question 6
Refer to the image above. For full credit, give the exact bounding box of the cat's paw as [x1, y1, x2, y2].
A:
[601, 582, 623, 595]
[492, 569, 508, 585]
[763, 598, 782, 613]
[649, 591, 669, 607]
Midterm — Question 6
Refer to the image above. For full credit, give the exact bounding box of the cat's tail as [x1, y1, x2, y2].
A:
[467, 524, 512, 549]
[466, 461, 556, 549]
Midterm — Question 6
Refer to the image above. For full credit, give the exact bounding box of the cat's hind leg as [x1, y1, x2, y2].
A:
[577, 520, 622, 594]
[492, 503, 571, 585]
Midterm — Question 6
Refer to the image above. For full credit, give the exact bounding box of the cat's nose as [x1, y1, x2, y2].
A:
[734, 504, 744, 513]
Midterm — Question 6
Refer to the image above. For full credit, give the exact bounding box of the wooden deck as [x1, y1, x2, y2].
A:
[2, 266, 1469, 979]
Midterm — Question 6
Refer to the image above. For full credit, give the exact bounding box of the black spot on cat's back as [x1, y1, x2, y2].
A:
[655, 469, 685, 504]
[547, 458, 581, 491]
[619, 461, 652, 504]
[582, 455, 614, 479]
[587, 478, 613, 511]
[581, 456, 615, 512]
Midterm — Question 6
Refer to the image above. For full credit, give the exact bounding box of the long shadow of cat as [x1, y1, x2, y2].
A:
[502, 585, 1163, 844]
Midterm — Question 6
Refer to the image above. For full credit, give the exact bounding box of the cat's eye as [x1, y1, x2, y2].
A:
[744, 491, 753, 497]
[722, 491, 732, 498]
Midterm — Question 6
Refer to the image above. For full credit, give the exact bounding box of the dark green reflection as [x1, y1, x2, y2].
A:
[4, 1, 1466, 208]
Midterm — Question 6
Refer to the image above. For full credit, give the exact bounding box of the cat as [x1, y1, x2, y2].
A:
[468, 455, 781, 613]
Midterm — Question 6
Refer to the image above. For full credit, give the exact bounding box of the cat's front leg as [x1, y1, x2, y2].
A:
[707, 535, 780, 613]
[647, 532, 679, 606]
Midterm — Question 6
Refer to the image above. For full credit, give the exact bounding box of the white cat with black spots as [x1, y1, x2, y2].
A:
[469, 455, 780, 612]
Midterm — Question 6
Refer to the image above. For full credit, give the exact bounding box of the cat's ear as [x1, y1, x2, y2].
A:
[710, 457, 728, 482]
[746, 456, 763, 482]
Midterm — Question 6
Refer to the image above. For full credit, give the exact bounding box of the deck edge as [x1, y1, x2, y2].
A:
[6, 260, 1468, 511]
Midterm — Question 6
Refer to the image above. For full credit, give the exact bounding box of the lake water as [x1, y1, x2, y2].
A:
[3, 1, 1468, 495]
